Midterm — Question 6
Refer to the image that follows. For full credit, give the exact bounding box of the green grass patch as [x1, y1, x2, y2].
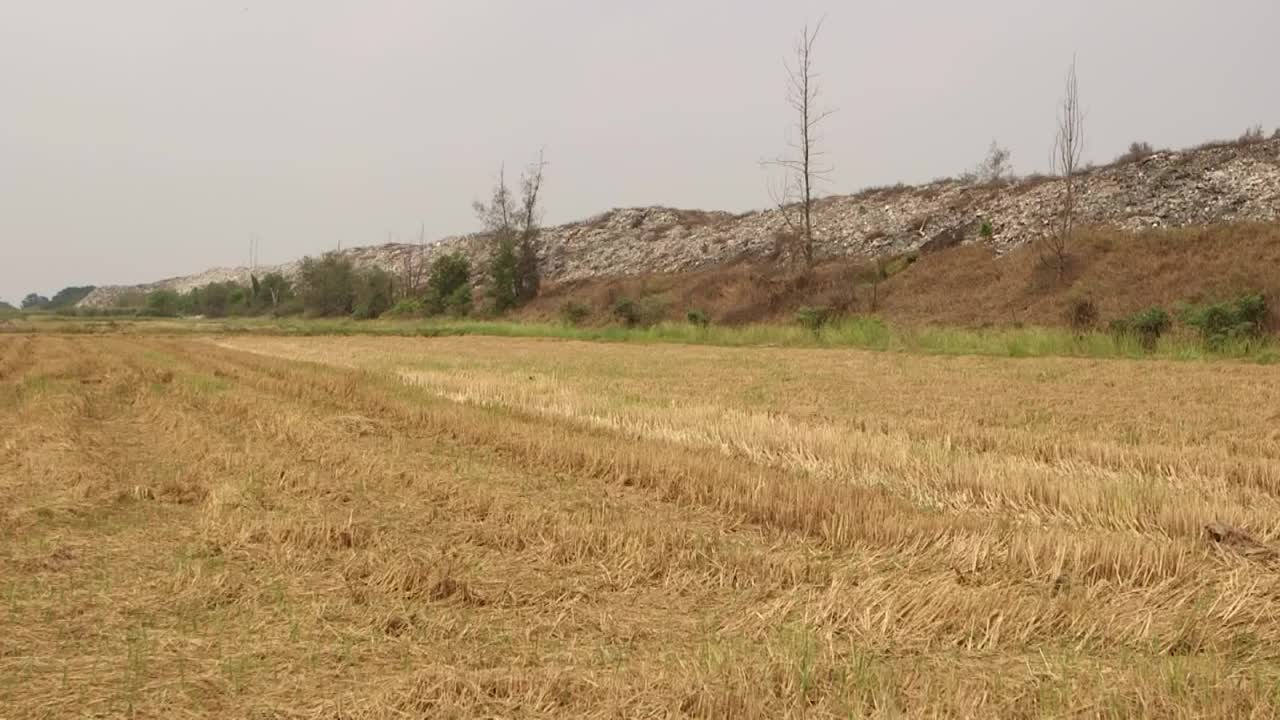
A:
[14, 312, 1280, 363]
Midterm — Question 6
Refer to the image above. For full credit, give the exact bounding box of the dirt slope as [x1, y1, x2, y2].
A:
[521, 223, 1280, 328]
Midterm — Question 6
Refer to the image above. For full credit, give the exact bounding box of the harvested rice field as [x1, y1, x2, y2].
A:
[4, 333, 1280, 718]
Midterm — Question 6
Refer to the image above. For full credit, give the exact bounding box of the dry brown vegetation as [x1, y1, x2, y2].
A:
[5, 333, 1280, 718]
[521, 223, 1280, 329]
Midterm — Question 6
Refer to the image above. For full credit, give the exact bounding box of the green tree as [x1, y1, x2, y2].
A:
[475, 151, 546, 311]
[21, 293, 49, 310]
[145, 289, 182, 317]
[228, 286, 248, 314]
[179, 287, 202, 316]
[426, 253, 471, 315]
[47, 286, 96, 309]
[489, 238, 518, 312]
[353, 267, 395, 319]
[258, 273, 292, 310]
[514, 150, 546, 303]
[297, 254, 357, 317]
[201, 282, 233, 318]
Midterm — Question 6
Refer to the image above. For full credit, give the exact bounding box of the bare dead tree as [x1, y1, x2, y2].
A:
[473, 165, 516, 241]
[1047, 57, 1085, 280]
[963, 141, 1014, 185]
[515, 150, 547, 302]
[762, 19, 834, 269]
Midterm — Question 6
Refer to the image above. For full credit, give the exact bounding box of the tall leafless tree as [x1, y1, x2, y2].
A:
[399, 223, 428, 298]
[1047, 57, 1085, 280]
[473, 165, 516, 241]
[762, 20, 834, 269]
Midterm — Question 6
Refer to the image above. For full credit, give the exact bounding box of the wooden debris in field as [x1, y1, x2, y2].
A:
[1204, 522, 1277, 563]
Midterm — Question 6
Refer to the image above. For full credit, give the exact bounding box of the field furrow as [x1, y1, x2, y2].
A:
[4, 334, 1280, 718]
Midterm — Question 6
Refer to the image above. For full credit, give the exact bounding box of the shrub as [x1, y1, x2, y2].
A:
[686, 309, 710, 328]
[1110, 307, 1170, 351]
[1116, 141, 1155, 164]
[1178, 294, 1267, 349]
[559, 301, 590, 326]
[882, 252, 919, 277]
[1064, 296, 1099, 334]
[962, 141, 1013, 184]
[979, 220, 994, 239]
[1239, 125, 1265, 144]
[200, 282, 234, 318]
[297, 254, 357, 317]
[272, 298, 304, 317]
[353, 267, 395, 319]
[385, 298, 423, 318]
[612, 298, 641, 327]
[795, 306, 832, 336]
[144, 289, 182, 317]
[636, 296, 668, 327]
[444, 284, 472, 316]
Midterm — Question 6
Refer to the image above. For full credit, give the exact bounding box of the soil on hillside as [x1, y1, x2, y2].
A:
[518, 223, 1280, 329]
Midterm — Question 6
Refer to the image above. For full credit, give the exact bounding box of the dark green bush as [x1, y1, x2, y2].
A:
[1178, 294, 1267, 349]
[686, 309, 710, 328]
[144, 289, 182, 317]
[426, 253, 471, 316]
[353, 267, 395, 319]
[444, 284, 473, 316]
[297, 254, 357, 317]
[1110, 307, 1170, 351]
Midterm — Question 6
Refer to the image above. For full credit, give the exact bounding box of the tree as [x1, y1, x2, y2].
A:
[145, 289, 182, 317]
[21, 293, 49, 310]
[515, 151, 547, 303]
[425, 253, 471, 316]
[1046, 56, 1085, 281]
[963, 141, 1014, 184]
[399, 224, 428, 299]
[297, 253, 357, 317]
[475, 166, 519, 312]
[489, 238, 518, 312]
[762, 20, 834, 268]
[201, 282, 234, 318]
[258, 273, 292, 310]
[48, 286, 95, 309]
[475, 152, 546, 311]
[353, 267, 395, 319]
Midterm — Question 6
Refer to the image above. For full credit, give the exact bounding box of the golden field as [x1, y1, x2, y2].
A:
[3, 333, 1280, 718]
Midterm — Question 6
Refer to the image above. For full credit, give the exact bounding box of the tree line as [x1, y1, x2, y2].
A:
[21, 150, 549, 321]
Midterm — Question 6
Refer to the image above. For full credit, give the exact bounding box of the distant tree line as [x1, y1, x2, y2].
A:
[27, 150, 551, 321]
[19, 286, 96, 311]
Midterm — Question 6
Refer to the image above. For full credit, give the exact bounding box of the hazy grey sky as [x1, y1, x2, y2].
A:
[2, 1, 1278, 304]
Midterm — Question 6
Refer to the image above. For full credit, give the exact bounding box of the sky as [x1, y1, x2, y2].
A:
[2, 1, 1278, 305]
